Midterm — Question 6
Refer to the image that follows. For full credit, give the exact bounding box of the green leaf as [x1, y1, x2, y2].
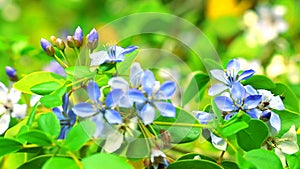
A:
[126, 138, 150, 158]
[65, 66, 95, 79]
[14, 71, 65, 94]
[82, 153, 133, 169]
[244, 149, 283, 169]
[182, 71, 209, 106]
[275, 109, 300, 136]
[38, 112, 61, 138]
[243, 75, 276, 90]
[18, 155, 52, 169]
[177, 153, 215, 162]
[99, 62, 116, 72]
[217, 112, 251, 137]
[271, 83, 299, 112]
[0, 138, 23, 157]
[286, 155, 300, 169]
[40, 94, 62, 108]
[221, 161, 239, 169]
[236, 120, 269, 151]
[30, 81, 61, 95]
[42, 157, 78, 169]
[17, 130, 53, 146]
[153, 107, 201, 143]
[65, 120, 96, 150]
[167, 159, 224, 169]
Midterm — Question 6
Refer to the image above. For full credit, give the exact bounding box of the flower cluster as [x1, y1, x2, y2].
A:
[196, 59, 286, 150]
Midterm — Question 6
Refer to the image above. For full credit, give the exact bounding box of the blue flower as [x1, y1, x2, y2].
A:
[208, 59, 255, 96]
[72, 81, 123, 137]
[214, 82, 262, 120]
[90, 45, 138, 66]
[87, 28, 98, 52]
[52, 93, 76, 139]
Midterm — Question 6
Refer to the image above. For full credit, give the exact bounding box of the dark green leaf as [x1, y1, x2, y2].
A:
[40, 94, 62, 108]
[275, 109, 300, 136]
[30, 81, 61, 95]
[42, 157, 78, 169]
[244, 149, 283, 169]
[221, 161, 239, 169]
[154, 107, 201, 143]
[65, 120, 96, 150]
[177, 153, 215, 162]
[13, 71, 65, 94]
[0, 138, 23, 157]
[38, 113, 61, 138]
[82, 153, 133, 169]
[237, 120, 269, 151]
[18, 155, 52, 169]
[271, 83, 299, 112]
[243, 75, 276, 90]
[17, 130, 53, 146]
[99, 62, 116, 72]
[167, 159, 224, 169]
[182, 71, 209, 106]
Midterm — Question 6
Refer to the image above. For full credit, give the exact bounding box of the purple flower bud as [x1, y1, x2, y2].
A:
[5, 66, 18, 81]
[87, 28, 98, 51]
[73, 26, 83, 48]
[40, 38, 55, 56]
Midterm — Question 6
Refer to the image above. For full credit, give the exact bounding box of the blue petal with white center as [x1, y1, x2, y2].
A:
[214, 96, 236, 111]
[104, 109, 123, 124]
[139, 103, 156, 125]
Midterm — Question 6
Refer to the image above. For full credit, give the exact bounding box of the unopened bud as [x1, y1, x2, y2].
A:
[50, 36, 57, 45]
[56, 38, 66, 50]
[87, 28, 99, 51]
[66, 36, 75, 48]
[5, 66, 18, 81]
[41, 38, 55, 56]
[73, 26, 83, 48]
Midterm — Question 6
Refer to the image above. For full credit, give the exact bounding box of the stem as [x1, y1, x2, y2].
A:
[59, 50, 71, 66]
[217, 151, 225, 164]
[67, 151, 83, 169]
[153, 121, 208, 128]
[54, 54, 68, 68]
[26, 102, 39, 126]
[73, 47, 81, 66]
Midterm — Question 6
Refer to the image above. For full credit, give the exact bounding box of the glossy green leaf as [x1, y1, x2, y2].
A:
[13, 71, 65, 94]
[30, 81, 61, 95]
[99, 62, 116, 72]
[42, 157, 78, 169]
[243, 75, 276, 90]
[38, 112, 61, 138]
[65, 66, 95, 79]
[154, 107, 201, 143]
[0, 138, 23, 157]
[275, 109, 300, 136]
[167, 159, 224, 169]
[217, 112, 251, 137]
[271, 83, 299, 112]
[17, 130, 53, 146]
[286, 155, 300, 169]
[65, 120, 96, 150]
[177, 153, 215, 162]
[244, 149, 283, 169]
[18, 155, 51, 169]
[40, 94, 62, 108]
[221, 161, 239, 169]
[82, 153, 133, 169]
[182, 71, 209, 106]
[236, 120, 269, 151]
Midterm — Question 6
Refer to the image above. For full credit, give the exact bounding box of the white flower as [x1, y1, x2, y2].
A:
[0, 82, 27, 135]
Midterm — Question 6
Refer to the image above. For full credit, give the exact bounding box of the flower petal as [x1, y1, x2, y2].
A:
[108, 77, 129, 90]
[244, 95, 262, 109]
[92, 113, 104, 138]
[0, 113, 10, 135]
[210, 133, 227, 151]
[121, 46, 138, 54]
[194, 111, 215, 124]
[128, 89, 146, 103]
[90, 51, 109, 66]
[103, 131, 123, 153]
[130, 62, 143, 88]
[208, 83, 229, 96]
[214, 96, 235, 111]
[139, 103, 155, 125]
[226, 59, 240, 77]
[11, 104, 27, 119]
[154, 102, 176, 118]
[238, 69, 255, 81]
[269, 112, 281, 135]
[105, 89, 123, 107]
[105, 110, 123, 124]
[87, 81, 101, 101]
[210, 69, 227, 84]
[142, 70, 156, 95]
[246, 109, 261, 119]
[52, 107, 65, 120]
[7, 88, 21, 104]
[278, 125, 299, 154]
[72, 103, 95, 117]
[244, 85, 258, 95]
[159, 81, 176, 99]
[270, 96, 285, 110]
[68, 110, 77, 126]
[62, 93, 69, 113]
[230, 82, 246, 101]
